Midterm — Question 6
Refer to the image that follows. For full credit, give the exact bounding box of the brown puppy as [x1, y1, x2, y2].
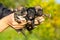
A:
[34, 6, 45, 25]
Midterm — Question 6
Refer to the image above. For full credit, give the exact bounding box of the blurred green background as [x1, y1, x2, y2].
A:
[0, 0, 60, 40]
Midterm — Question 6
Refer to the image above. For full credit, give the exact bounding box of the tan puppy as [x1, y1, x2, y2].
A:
[34, 6, 45, 25]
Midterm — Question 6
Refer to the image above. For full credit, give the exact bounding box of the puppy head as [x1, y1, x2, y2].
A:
[20, 7, 27, 17]
[27, 7, 36, 20]
[15, 6, 27, 17]
[14, 7, 27, 23]
[35, 6, 43, 16]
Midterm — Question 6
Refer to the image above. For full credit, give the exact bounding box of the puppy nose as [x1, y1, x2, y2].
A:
[29, 17, 33, 19]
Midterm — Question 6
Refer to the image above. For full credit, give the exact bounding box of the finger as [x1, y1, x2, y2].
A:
[11, 19, 26, 26]
[34, 16, 45, 25]
[34, 20, 39, 25]
[38, 16, 45, 22]
[12, 25, 24, 29]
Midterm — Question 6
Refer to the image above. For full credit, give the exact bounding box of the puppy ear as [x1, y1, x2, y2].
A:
[35, 6, 42, 10]
[17, 6, 27, 11]
[35, 6, 43, 13]
[21, 7, 27, 12]
[17, 6, 23, 11]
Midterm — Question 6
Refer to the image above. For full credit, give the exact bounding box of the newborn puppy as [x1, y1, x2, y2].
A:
[34, 6, 44, 24]
[25, 7, 36, 31]
[14, 7, 27, 33]
[14, 7, 27, 23]
[35, 6, 43, 16]
[35, 6, 51, 24]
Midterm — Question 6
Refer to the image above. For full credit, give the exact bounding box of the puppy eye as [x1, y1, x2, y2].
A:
[38, 9, 43, 11]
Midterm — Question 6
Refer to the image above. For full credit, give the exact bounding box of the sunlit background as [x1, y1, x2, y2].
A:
[0, 0, 60, 40]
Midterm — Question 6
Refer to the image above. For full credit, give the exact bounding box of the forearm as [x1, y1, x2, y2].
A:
[0, 17, 9, 32]
[0, 13, 13, 32]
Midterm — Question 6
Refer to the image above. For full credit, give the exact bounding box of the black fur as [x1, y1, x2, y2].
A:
[0, 3, 12, 19]
[25, 7, 36, 31]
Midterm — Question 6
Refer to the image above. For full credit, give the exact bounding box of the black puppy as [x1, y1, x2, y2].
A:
[25, 7, 44, 31]
[25, 7, 36, 31]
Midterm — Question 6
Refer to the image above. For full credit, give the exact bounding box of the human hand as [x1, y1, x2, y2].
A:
[34, 16, 45, 25]
[8, 13, 27, 29]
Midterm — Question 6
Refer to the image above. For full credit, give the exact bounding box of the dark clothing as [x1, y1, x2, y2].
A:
[0, 3, 12, 19]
